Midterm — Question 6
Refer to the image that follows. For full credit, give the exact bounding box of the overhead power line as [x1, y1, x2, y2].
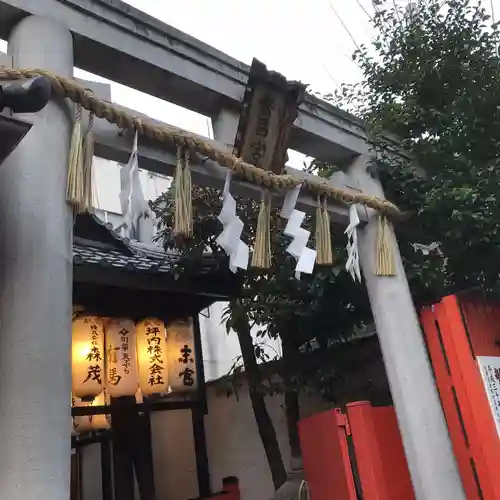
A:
[328, 1, 362, 52]
[355, 0, 373, 21]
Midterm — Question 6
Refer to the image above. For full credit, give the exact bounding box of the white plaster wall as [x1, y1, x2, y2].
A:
[93, 156, 171, 228]
[151, 409, 199, 500]
[205, 384, 290, 499]
[199, 302, 283, 382]
[81, 443, 102, 500]
[149, 381, 328, 500]
[79, 441, 140, 500]
[204, 382, 329, 500]
[79, 380, 328, 500]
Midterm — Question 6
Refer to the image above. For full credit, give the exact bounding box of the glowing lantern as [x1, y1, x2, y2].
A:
[105, 318, 139, 398]
[136, 318, 169, 396]
[166, 318, 198, 392]
[135, 388, 144, 405]
[72, 394, 92, 434]
[135, 388, 144, 416]
[72, 315, 105, 399]
[90, 389, 111, 430]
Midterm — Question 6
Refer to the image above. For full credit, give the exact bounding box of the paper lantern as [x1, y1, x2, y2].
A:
[135, 388, 144, 405]
[90, 389, 110, 430]
[72, 315, 105, 399]
[135, 388, 144, 416]
[72, 392, 110, 434]
[166, 318, 198, 392]
[105, 318, 139, 398]
[136, 318, 169, 396]
[72, 394, 92, 434]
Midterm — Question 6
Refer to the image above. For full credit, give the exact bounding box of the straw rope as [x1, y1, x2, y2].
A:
[174, 146, 193, 237]
[251, 190, 272, 269]
[0, 66, 401, 218]
[82, 108, 95, 213]
[66, 102, 84, 210]
[375, 214, 396, 276]
[315, 197, 333, 265]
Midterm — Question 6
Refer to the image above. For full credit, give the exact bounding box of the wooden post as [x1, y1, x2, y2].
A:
[192, 404, 211, 498]
[111, 398, 136, 500]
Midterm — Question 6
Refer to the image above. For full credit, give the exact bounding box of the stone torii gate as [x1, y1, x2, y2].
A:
[0, 1, 465, 499]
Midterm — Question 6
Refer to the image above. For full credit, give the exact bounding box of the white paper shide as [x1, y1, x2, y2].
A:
[119, 130, 151, 236]
[280, 184, 316, 279]
[345, 204, 361, 282]
[216, 171, 249, 273]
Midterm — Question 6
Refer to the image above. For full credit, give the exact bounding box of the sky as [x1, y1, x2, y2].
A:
[84, 0, 381, 172]
[121, 0, 368, 95]
[118, 0, 499, 96]
[106, 0, 499, 161]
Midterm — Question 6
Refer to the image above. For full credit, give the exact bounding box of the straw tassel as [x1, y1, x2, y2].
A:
[66, 103, 85, 211]
[81, 110, 95, 213]
[251, 191, 272, 269]
[375, 214, 396, 276]
[173, 146, 193, 237]
[315, 197, 333, 265]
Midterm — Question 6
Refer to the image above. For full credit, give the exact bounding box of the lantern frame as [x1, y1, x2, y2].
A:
[71, 212, 240, 500]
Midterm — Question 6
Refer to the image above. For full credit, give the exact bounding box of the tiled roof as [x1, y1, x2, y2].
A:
[73, 213, 229, 280]
[72, 215, 239, 313]
[73, 241, 176, 274]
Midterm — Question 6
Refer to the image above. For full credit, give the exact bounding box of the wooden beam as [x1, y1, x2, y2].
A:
[71, 399, 194, 416]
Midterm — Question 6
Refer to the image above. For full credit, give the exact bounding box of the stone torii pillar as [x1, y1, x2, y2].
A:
[0, 16, 74, 500]
[348, 155, 466, 500]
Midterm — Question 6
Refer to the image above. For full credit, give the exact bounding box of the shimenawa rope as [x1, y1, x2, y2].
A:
[0, 66, 402, 219]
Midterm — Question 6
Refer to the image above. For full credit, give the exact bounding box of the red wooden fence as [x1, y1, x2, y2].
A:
[299, 409, 356, 500]
[421, 294, 500, 500]
[346, 402, 414, 500]
[299, 404, 414, 500]
[299, 293, 500, 500]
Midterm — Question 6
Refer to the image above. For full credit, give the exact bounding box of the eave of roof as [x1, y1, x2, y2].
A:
[72, 213, 241, 308]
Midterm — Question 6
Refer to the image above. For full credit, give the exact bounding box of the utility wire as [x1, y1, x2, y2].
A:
[393, 0, 402, 24]
[328, 1, 362, 51]
[321, 62, 341, 89]
[355, 0, 373, 21]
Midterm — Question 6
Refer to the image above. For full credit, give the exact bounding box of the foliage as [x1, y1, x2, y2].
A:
[150, 0, 500, 398]
[151, 184, 372, 400]
[327, 0, 500, 301]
